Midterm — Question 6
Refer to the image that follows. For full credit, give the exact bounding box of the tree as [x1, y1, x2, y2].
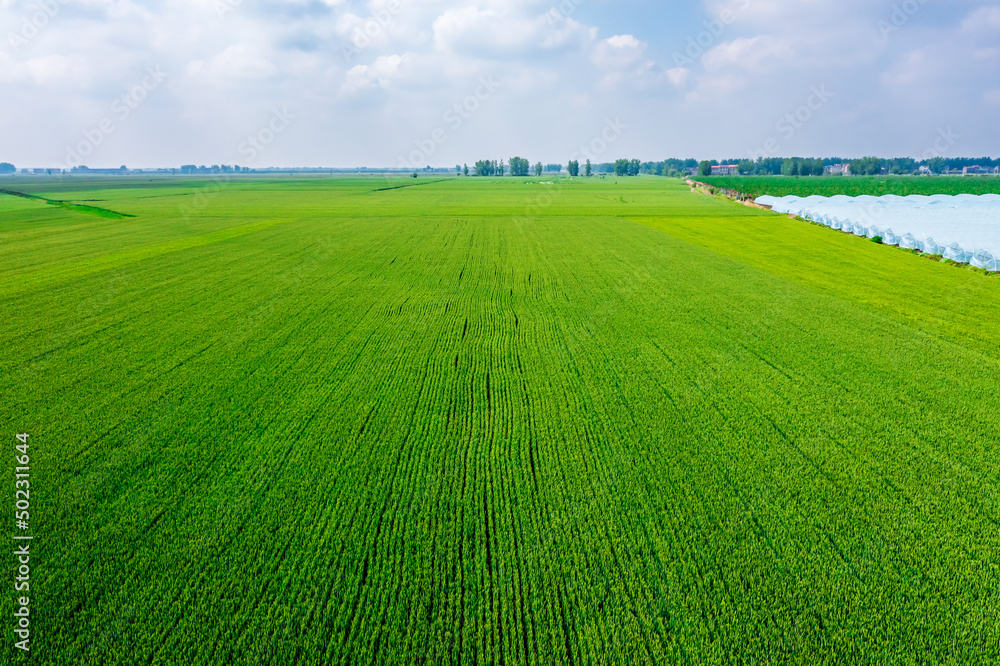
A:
[888, 157, 916, 175]
[698, 160, 712, 177]
[567, 160, 579, 177]
[611, 159, 641, 176]
[849, 156, 883, 176]
[585, 159, 592, 177]
[754, 157, 783, 175]
[927, 157, 946, 174]
[456, 164, 461, 176]
[463, 164, 469, 176]
[544, 164, 562, 173]
[786, 157, 823, 176]
[534, 162, 543, 177]
[780, 157, 822, 176]
[0, 162, 15, 174]
[474, 160, 505, 176]
[658, 159, 692, 177]
[509, 157, 530, 177]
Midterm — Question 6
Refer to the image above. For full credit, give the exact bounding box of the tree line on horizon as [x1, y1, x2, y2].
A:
[456, 156, 1000, 179]
[698, 156, 1000, 177]
[4, 155, 997, 179]
[462, 158, 660, 178]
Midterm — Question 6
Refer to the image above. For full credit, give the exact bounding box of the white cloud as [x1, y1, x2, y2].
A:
[880, 47, 938, 88]
[701, 36, 794, 72]
[0, 0, 996, 167]
[186, 44, 279, 82]
[0, 53, 94, 87]
[432, 4, 595, 58]
[340, 53, 410, 95]
[962, 6, 1000, 32]
[591, 34, 646, 68]
[666, 67, 690, 87]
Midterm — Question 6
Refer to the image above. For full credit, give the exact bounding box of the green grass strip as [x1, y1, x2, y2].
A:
[0, 188, 136, 219]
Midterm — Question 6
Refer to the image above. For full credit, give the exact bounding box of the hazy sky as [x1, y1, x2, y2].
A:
[2, 0, 999, 168]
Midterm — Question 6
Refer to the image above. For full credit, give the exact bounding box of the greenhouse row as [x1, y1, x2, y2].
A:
[756, 194, 1000, 271]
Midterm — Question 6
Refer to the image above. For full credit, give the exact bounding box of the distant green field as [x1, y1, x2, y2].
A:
[700, 175, 1000, 198]
[3, 175, 999, 664]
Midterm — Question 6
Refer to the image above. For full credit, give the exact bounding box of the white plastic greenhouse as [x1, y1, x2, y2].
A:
[756, 194, 1000, 271]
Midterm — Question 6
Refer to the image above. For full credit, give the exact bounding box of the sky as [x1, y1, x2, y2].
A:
[2, 0, 999, 169]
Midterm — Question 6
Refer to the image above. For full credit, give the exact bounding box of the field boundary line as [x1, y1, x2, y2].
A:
[366, 179, 449, 193]
[0, 188, 135, 219]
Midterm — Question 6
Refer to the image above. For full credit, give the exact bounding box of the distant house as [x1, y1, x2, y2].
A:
[711, 164, 739, 176]
[919, 165, 932, 175]
[825, 164, 850, 176]
[963, 165, 994, 176]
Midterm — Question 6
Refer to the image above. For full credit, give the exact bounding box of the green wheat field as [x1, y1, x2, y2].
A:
[2, 175, 999, 664]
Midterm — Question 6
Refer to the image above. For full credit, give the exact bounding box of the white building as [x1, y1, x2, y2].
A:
[711, 164, 740, 176]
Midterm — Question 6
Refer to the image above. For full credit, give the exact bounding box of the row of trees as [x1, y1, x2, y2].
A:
[590, 159, 699, 177]
[0, 162, 15, 174]
[782, 158, 826, 176]
[614, 159, 643, 176]
[180, 164, 250, 174]
[470, 159, 542, 176]
[463, 158, 670, 178]
[473, 160, 505, 176]
[847, 156, 883, 176]
[458, 154, 1000, 179]
[574, 159, 697, 177]
[466, 158, 597, 177]
[694, 157, 826, 176]
[694, 156, 1000, 177]
[847, 156, 951, 176]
